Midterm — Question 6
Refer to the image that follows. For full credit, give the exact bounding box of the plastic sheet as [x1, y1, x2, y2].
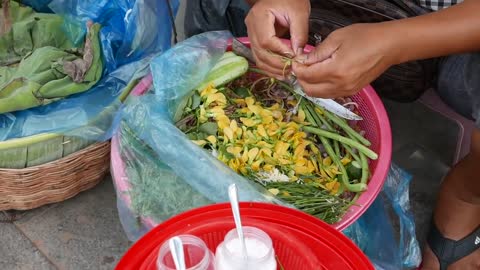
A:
[113, 32, 284, 240]
[0, 0, 178, 142]
[344, 163, 422, 269]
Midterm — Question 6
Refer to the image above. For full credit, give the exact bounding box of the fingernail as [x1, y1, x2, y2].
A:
[296, 47, 304, 56]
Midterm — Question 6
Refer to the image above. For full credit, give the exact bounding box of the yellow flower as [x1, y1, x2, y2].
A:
[263, 164, 274, 172]
[341, 157, 352, 166]
[260, 109, 273, 124]
[223, 127, 234, 142]
[271, 110, 283, 121]
[323, 157, 332, 166]
[240, 117, 258, 127]
[268, 188, 280, 196]
[192, 140, 207, 146]
[207, 106, 225, 118]
[248, 147, 259, 163]
[241, 148, 249, 163]
[205, 93, 227, 107]
[206, 135, 217, 145]
[233, 99, 246, 105]
[216, 115, 230, 130]
[325, 181, 340, 195]
[229, 158, 242, 173]
[259, 148, 272, 158]
[200, 83, 217, 97]
[257, 124, 268, 138]
[251, 160, 262, 171]
[274, 141, 290, 157]
[257, 141, 273, 148]
[227, 146, 243, 157]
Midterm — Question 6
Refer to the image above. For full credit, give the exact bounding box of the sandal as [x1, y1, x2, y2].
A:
[425, 220, 480, 270]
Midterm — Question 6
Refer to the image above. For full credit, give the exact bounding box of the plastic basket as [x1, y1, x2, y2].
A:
[111, 38, 392, 231]
[116, 202, 374, 270]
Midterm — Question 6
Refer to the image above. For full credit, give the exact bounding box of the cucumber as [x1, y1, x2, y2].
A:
[196, 53, 249, 91]
[346, 161, 362, 180]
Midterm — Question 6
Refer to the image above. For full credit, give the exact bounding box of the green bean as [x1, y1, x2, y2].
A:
[303, 126, 378, 160]
[322, 109, 371, 147]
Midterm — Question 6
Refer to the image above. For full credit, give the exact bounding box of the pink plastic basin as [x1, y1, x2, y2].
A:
[111, 37, 392, 231]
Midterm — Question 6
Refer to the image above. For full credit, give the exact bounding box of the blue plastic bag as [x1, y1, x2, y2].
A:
[344, 163, 422, 269]
[0, 0, 179, 142]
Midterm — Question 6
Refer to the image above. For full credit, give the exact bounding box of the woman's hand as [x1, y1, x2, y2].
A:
[245, 0, 311, 79]
[293, 23, 399, 98]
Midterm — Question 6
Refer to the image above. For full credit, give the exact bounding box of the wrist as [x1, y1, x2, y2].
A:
[377, 21, 411, 66]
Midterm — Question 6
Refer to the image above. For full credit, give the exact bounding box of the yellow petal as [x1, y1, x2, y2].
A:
[297, 108, 306, 122]
[341, 157, 352, 166]
[241, 148, 249, 163]
[257, 124, 268, 138]
[274, 141, 290, 157]
[217, 115, 230, 130]
[192, 140, 207, 146]
[263, 164, 274, 172]
[227, 146, 242, 157]
[223, 127, 234, 142]
[230, 119, 238, 133]
[208, 106, 225, 117]
[326, 181, 340, 195]
[268, 188, 280, 196]
[245, 97, 255, 107]
[251, 160, 262, 171]
[240, 117, 257, 127]
[206, 135, 217, 144]
[257, 141, 273, 148]
[248, 147, 260, 163]
[200, 83, 217, 97]
[323, 157, 332, 166]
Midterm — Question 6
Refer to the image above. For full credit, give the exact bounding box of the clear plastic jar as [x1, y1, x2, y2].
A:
[157, 235, 215, 270]
[215, 227, 277, 270]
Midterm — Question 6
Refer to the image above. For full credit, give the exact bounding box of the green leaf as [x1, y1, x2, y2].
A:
[198, 122, 218, 136]
[234, 87, 250, 98]
[191, 93, 201, 110]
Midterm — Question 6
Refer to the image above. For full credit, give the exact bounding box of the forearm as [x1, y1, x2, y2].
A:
[386, 0, 480, 64]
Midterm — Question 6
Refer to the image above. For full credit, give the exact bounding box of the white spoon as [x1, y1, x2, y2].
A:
[169, 236, 186, 270]
[228, 184, 248, 260]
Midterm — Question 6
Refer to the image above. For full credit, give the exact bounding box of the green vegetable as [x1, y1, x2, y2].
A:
[346, 161, 362, 180]
[302, 126, 378, 160]
[196, 53, 249, 91]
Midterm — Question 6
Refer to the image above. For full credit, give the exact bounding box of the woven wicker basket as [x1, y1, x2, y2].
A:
[0, 141, 110, 210]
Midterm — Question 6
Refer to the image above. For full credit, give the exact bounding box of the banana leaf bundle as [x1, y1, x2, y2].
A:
[0, 0, 103, 114]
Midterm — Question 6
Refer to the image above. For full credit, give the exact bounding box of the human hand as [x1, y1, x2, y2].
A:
[245, 0, 310, 78]
[293, 23, 400, 98]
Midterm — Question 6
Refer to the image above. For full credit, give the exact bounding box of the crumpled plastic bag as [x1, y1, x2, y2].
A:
[0, 0, 178, 142]
[344, 163, 422, 269]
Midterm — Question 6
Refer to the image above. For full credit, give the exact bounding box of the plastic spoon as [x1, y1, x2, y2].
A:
[169, 236, 186, 270]
[228, 184, 248, 260]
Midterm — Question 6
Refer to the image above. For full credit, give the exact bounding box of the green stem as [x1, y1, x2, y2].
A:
[359, 152, 370, 185]
[320, 136, 367, 192]
[344, 145, 360, 163]
[322, 109, 371, 147]
[304, 102, 341, 157]
[303, 126, 378, 160]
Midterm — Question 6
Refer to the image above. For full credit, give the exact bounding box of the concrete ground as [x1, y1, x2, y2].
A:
[0, 0, 468, 268]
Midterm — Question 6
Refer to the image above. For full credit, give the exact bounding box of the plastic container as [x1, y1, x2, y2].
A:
[215, 227, 276, 270]
[157, 235, 215, 270]
[110, 37, 392, 232]
[116, 202, 374, 270]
